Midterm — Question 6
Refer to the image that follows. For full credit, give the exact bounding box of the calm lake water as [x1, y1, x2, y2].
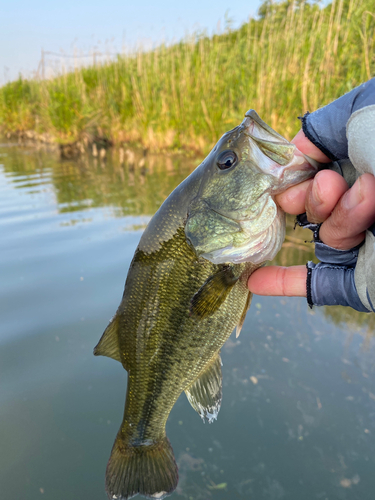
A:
[1, 143, 375, 500]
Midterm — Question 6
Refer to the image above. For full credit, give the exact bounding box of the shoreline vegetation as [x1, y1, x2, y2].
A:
[1, 0, 374, 157]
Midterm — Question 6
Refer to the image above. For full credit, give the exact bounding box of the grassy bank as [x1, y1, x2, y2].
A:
[1, 0, 374, 153]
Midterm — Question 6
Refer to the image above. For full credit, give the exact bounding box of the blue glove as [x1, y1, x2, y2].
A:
[302, 78, 375, 161]
[297, 78, 375, 312]
[297, 214, 373, 312]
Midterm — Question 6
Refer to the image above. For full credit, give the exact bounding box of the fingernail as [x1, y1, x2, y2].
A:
[343, 177, 363, 210]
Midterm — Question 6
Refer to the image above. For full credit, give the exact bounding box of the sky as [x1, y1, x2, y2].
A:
[1, 0, 261, 85]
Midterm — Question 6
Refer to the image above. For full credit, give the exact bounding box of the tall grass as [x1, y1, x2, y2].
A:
[1, 0, 374, 152]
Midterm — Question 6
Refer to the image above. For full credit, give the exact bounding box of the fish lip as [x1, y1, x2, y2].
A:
[208, 205, 243, 223]
[209, 203, 268, 226]
[212, 206, 259, 223]
[188, 197, 239, 224]
[207, 191, 271, 224]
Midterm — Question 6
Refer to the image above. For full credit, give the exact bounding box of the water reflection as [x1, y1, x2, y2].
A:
[1, 144, 375, 500]
[2, 146, 197, 217]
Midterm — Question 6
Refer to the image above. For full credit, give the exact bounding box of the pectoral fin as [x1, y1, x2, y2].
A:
[185, 352, 222, 423]
[93, 314, 122, 363]
[190, 266, 238, 319]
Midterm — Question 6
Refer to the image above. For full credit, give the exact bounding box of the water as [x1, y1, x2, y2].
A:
[1, 143, 375, 500]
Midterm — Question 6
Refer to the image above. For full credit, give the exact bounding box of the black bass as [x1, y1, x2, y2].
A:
[94, 110, 318, 500]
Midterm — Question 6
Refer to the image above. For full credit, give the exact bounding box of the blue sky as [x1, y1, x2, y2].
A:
[1, 0, 261, 85]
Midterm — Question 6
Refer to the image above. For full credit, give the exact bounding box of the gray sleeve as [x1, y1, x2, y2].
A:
[347, 105, 375, 312]
[302, 78, 375, 160]
[300, 97, 375, 313]
[354, 227, 375, 312]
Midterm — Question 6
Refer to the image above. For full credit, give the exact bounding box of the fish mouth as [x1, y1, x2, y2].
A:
[241, 110, 319, 185]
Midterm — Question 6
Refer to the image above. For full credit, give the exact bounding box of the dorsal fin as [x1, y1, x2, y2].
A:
[93, 314, 122, 363]
[190, 266, 238, 319]
[185, 352, 222, 423]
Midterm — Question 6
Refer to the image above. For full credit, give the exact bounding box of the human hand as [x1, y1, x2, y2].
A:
[248, 130, 375, 298]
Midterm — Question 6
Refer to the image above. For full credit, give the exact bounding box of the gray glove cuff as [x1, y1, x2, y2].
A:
[296, 213, 360, 267]
[306, 262, 371, 312]
[301, 78, 375, 160]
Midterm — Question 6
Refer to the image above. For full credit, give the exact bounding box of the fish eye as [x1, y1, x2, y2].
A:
[217, 150, 238, 170]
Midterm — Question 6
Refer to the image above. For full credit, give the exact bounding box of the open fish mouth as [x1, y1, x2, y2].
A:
[242, 110, 319, 185]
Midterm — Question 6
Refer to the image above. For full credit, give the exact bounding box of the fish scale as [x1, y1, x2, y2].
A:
[120, 227, 251, 435]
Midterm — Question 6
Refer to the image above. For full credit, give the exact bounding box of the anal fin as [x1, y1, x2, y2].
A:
[93, 314, 122, 363]
[185, 352, 222, 424]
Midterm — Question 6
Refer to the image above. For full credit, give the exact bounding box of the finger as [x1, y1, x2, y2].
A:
[305, 170, 349, 223]
[248, 265, 307, 297]
[292, 129, 331, 163]
[319, 173, 375, 249]
[275, 179, 312, 215]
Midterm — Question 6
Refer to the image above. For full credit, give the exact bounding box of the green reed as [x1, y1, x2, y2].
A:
[1, 0, 374, 152]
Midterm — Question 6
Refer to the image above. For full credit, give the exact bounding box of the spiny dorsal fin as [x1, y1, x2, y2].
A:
[185, 352, 222, 423]
[93, 314, 122, 363]
[236, 291, 253, 338]
[190, 266, 238, 319]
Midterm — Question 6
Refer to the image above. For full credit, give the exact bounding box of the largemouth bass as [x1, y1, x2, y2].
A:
[94, 110, 318, 500]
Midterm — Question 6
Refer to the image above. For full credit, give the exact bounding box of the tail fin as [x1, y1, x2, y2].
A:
[105, 432, 178, 500]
